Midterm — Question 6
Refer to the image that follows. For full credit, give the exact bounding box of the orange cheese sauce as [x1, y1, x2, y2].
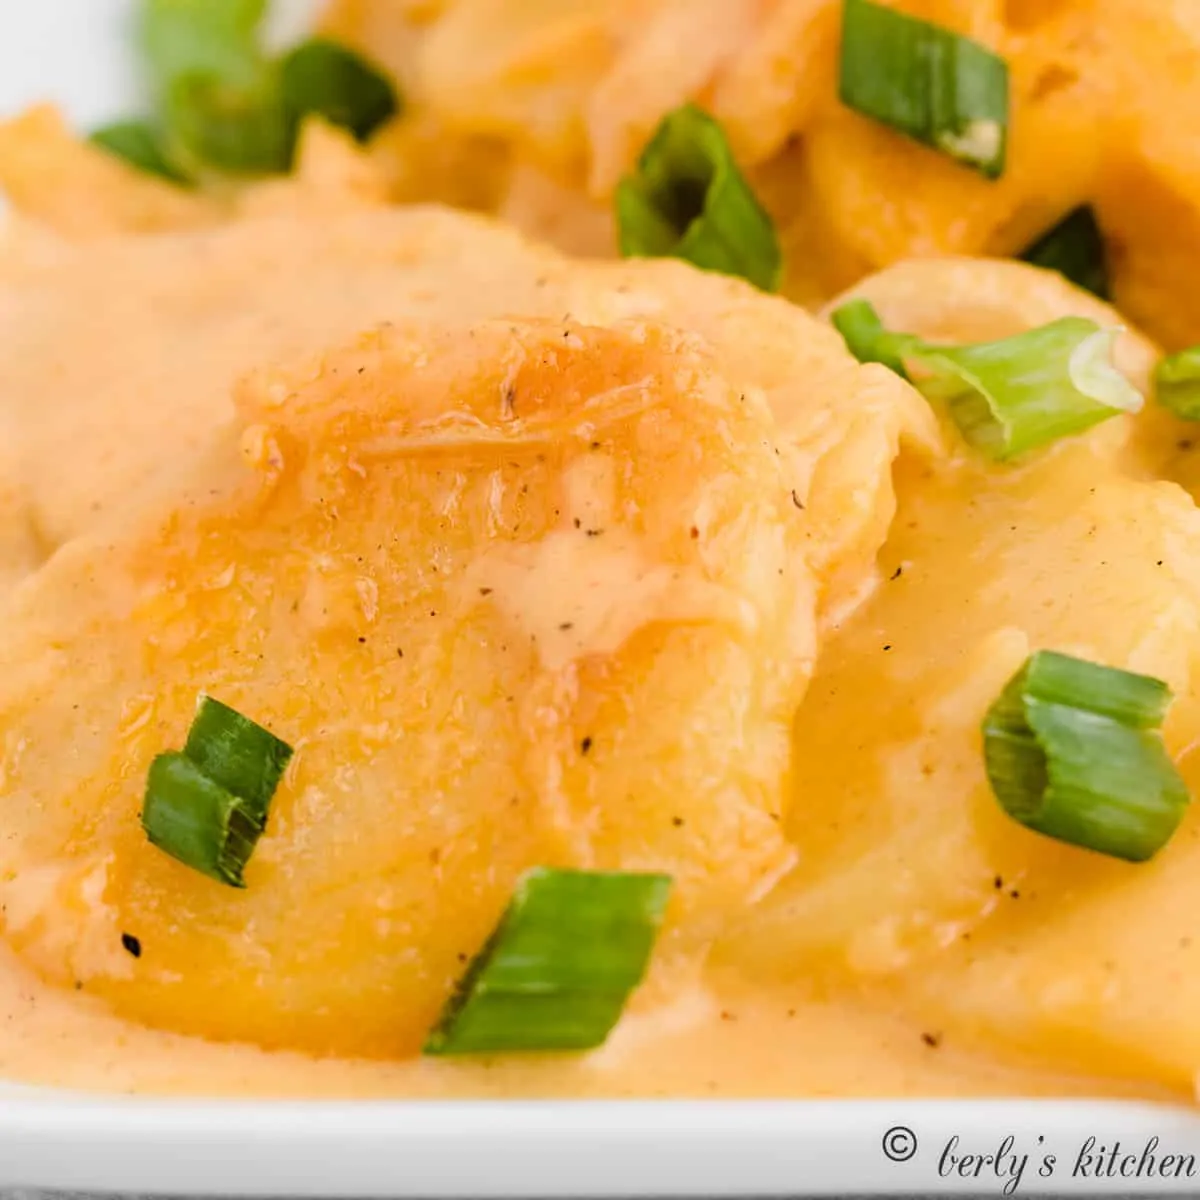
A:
[0, 945, 1175, 1101]
[0, 104, 1198, 1106]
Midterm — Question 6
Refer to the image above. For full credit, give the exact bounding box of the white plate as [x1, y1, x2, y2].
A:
[3, 4, 1200, 1195]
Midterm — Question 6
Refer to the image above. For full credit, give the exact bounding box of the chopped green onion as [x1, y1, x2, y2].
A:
[983, 651, 1189, 862]
[183, 696, 293, 824]
[829, 299, 916, 378]
[139, 0, 288, 175]
[135, 0, 401, 176]
[141, 696, 292, 887]
[88, 120, 192, 185]
[139, 0, 267, 94]
[911, 318, 1142, 459]
[1155, 346, 1200, 421]
[164, 69, 294, 174]
[280, 38, 399, 143]
[142, 753, 267, 887]
[839, 0, 1009, 178]
[615, 104, 782, 293]
[424, 868, 672, 1056]
[1020, 206, 1109, 300]
[832, 301, 1141, 459]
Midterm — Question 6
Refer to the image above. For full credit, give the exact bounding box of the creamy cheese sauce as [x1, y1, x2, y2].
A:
[0, 172, 1197, 1102]
[0, 946, 1173, 1101]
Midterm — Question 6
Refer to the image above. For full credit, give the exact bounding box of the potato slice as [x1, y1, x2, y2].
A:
[0, 206, 934, 601]
[0, 256, 933, 1056]
[0, 106, 217, 239]
[0, 317, 811, 1055]
[726, 259, 1200, 997]
[729, 438, 1200, 979]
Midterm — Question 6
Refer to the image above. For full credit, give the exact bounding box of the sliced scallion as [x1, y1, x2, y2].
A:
[829, 298, 915, 378]
[142, 753, 267, 888]
[183, 695, 293, 824]
[281, 38, 399, 143]
[1156, 346, 1200, 421]
[139, 0, 266, 94]
[615, 104, 782, 293]
[89, 119, 192, 185]
[164, 69, 294, 174]
[912, 317, 1142, 459]
[1020, 206, 1109, 300]
[983, 651, 1189, 862]
[831, 301, 1141, 459]
[141, 696, 292, 887]
[424, 868, 672, 1056]
[133, 0, 404, 177]
[839, 0, 1009, 178]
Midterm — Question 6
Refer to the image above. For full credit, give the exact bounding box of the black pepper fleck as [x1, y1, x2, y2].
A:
[479, 587, 493, 596]
[791, 490, 805, 511]
[580, 737, 593, 755]
[890, 565, 903, 581]
[672, 816, 685, 827]
[121, 933, 142, 959]
[921, 1031, 942, 1049]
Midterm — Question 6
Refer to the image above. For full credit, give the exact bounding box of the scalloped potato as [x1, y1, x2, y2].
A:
[0, 200, 934, 1065]
[6, 0, 1200, 1108]
[316, 0, 1200, 348]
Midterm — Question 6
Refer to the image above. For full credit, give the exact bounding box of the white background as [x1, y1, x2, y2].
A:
[0, 0, 322, 125]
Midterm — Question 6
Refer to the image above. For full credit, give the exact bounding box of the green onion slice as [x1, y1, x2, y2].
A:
[830, 301, 1141, 459]
[183, 695, 293, 823]
[137, 0, 401, 176]
[839, 0, 1009, 178]
[1156, 346, 1200, 421]
[142, 753, 267, 888]
[829, 298, 915, 379]
[139, 0, 267, 94]
[983, 651, 1189, 862]
[164, 69, 294, 174]
[615, 104, 782, 293]
[424, 868, 673, 1056]
[141, 696, 293, 887]
[911, 317, 1142, 459]
[140, 0, 290, 175]
[1020, 206, 1109, 300]
[88, 120, 192, 185]
[280, 38, 399, 143]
